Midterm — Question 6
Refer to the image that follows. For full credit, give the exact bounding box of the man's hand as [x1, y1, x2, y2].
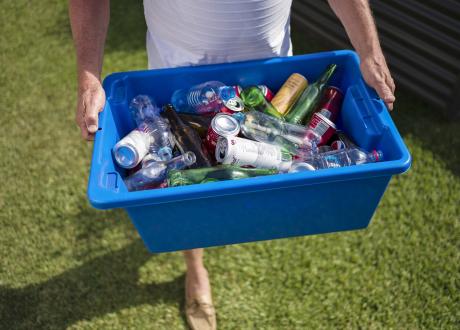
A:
[76, 72, 105, 140]
[327, 0, 396, 110]
[360, 54, 395, 111]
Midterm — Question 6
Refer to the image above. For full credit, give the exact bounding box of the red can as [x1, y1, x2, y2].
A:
[317, 86, 343, 123]
[234, 85, 243, 98]
[220, 97, 245, 115]
[308, 112, 337, 146]
[257, 85, 274, 101]
[220, 97, 244, 115]
[205, 113, 241, 157]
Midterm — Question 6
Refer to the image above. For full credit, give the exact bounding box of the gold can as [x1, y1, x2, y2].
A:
[271, 73, 308, 115]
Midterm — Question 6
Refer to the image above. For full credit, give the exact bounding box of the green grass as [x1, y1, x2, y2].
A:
[1, 1, 459, 329]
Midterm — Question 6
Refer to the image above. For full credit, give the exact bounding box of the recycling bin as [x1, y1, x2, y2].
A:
[87, 50, 411, 253]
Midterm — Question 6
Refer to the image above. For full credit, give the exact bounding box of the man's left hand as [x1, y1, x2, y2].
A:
[360, 53, 396, 111]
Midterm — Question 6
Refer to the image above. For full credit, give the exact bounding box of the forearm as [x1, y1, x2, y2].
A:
[327, 0, 382, 58]
[69, 0, 110, 84]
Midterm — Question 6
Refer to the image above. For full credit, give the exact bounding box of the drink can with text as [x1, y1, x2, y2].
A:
[271, 73, 308, 115]
[220, 97, 245, 115]
[215, 136, 292, 172]
[205, 113, 240, 156]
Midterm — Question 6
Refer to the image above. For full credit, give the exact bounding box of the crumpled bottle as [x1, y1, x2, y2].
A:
[125, 152, 196, 191]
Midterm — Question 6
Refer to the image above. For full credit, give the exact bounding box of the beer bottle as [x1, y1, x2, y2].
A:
[168, 165, 278, 187]
[162, 104, 212, 168]
[284, 64, 337, 125]
[177, 113, 212, 139]
[240, 86, 284, 120]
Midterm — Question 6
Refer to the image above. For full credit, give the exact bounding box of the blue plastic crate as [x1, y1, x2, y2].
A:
[88, 50, 411, 253]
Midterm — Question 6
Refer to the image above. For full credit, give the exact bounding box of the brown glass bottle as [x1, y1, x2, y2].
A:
[177, 113, 212, 139]
[163, 104, 212, 168]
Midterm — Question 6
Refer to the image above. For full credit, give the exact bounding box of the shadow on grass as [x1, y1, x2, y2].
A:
[0, 239, 186, 329]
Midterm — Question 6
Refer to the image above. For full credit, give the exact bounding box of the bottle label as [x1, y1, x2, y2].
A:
[271, 73, 308, 115]
[308, 113, 336, 146]
[223, 137, 283, 169]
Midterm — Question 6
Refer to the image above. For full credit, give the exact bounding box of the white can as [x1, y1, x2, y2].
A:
[113, 128, 150, 169]
[215, 136, 292, 172]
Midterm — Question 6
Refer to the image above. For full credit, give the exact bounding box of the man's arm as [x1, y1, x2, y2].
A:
[69, 0, 110, 140]
[328, 0, 395, 110]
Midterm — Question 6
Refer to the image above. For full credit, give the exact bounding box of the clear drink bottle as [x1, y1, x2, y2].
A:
[167, 165, 278, 187]
[170, 81, 239, 115]
[233, 110, 319, 154]
[291, 147, 383, 171]
[125, 152, 196, 191]
[129, 95, 161, 126]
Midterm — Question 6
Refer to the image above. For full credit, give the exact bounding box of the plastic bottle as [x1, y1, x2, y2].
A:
[233, 110, 319, 154]
[168, 165, 278, 187]
[170, 81, 239, 115]
[291, 147, 383, 171]
[129, 95, 161, 126]
[125, 152, 196, 191]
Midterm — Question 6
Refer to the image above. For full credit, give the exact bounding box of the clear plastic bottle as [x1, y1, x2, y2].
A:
[233, 110, 319, 154]
[113, 95, 175, 169]
[170, 81, 238, 115]
[129, 95, 161, 126]
[125, 152, 196, 191]
[291, 147, 383, 171]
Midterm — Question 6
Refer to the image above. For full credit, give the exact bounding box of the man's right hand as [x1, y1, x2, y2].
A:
[76, 72, 106, 140]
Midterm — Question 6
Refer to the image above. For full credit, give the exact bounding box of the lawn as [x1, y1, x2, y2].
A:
[0, 1, 458, 329]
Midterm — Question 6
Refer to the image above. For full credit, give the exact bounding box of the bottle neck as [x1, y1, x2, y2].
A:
[317, 64, 337, 86]
[163, 105, 187, 131]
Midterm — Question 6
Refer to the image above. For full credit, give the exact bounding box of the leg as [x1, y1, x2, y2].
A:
[183, 248, 216, 330]
[183, 248, 211, 301]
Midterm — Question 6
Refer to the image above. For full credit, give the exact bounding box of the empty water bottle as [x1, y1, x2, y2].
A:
[129, 95, 161, 126]
[291, 147, 383, 172]
[125, 152, 197, 191]
[170, 81, 239, 115]
[233, 110, 319, 154]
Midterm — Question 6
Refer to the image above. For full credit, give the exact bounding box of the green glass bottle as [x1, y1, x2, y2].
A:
[284, 64, 337, 125]
[167, 165, 278, 187]
[240, 86, 284, 120]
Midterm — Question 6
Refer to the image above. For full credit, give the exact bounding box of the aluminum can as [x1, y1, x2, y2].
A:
[271, 73, 308, 115]
[113, 127, 150, 169]
[234, 85, 243, 98]
[257, 85, 274, 101]
[307, 112, 337, 146]
[215, 136, 292, 172]
[205, 114, 240, 156]
[317, 86, 343, 123]
[220, 96, 245, 114]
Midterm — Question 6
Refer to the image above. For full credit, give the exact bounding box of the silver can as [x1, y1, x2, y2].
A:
[205, 113, 240, 156]
[215, 136, 292, 172]
[113, 128, 150, 169]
